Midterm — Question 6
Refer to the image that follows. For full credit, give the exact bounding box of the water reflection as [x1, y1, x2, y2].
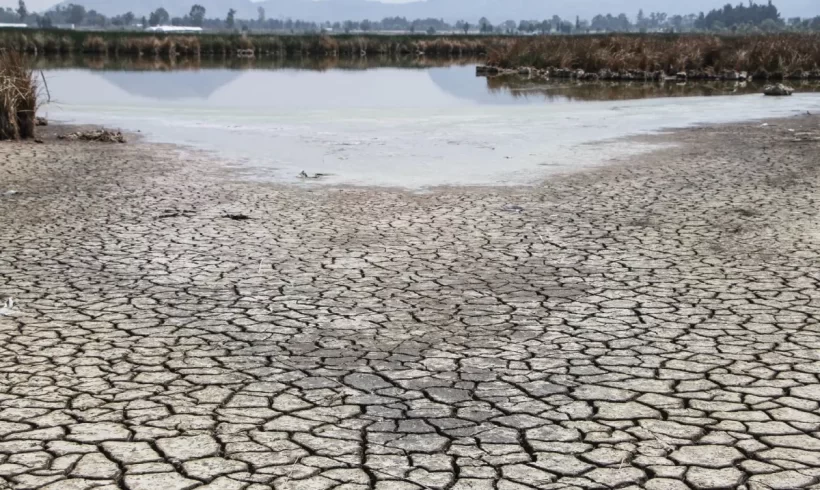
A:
[37, 55, 820, 105]
[483, 75, 820, 102]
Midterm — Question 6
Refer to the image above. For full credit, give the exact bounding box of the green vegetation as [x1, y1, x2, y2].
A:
[486, 34, 820, 78]
[0, 51, 37, 140]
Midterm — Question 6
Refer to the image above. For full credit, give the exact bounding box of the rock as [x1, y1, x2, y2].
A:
[58, 129, 126, 143]
[476, 65, 499, 76]
[35, 116, 48, 126]
[763, 83, 794, 96]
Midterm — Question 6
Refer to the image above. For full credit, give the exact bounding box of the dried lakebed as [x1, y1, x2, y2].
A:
[1, 117, 820, 489]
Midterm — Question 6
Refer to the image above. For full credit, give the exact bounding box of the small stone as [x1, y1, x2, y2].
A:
[763, 83, 794, 96]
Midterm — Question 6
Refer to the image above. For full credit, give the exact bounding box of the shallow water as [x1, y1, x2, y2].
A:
[41, 65, 820, 188]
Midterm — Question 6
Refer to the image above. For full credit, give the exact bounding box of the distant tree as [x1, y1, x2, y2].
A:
[123, 11, 134, 26]
[226, 8, 236, 29]
[361, 19, 371, 31]
[462, 21, 469, 34]
[670, 14, 683, 31]
[189, 4, 205, 26]
[141, 15, 147, 27]
[257, 6, 265, 23]
[575, 15, 581, 31]
[16, 0, 26, 21]
[38, 14, 52, 27]
[149, 7, 169, 26]
[695, 1, 780, 30]
[66, 3, 86, 24]
[426, 26, 435, 34]
[479, 16, 492, 33]
[502, 19, 516, 33]
[86, 9, 106, 26]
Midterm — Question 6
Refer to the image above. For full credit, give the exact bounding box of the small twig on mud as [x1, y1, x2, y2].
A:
[282, 456, 303, 485]
[39, 70, 51, 102]
[643, 427, 673, 451]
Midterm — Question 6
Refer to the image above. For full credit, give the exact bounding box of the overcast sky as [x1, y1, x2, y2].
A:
[3, 0, 817, 18]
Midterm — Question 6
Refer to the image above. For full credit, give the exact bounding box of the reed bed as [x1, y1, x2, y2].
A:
[34, 53, 479, 72]
[0, 51, 37, 140]
[486, 34, 820, 78]
[6, 29, 818, 78]
[0, 29, 501, 57]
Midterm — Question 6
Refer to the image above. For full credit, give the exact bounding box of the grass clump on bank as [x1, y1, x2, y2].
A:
[0, 51, 37, 140]
[486, 34, 820, 79]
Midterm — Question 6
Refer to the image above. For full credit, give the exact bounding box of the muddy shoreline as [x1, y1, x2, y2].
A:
[1, 116, 820, 489]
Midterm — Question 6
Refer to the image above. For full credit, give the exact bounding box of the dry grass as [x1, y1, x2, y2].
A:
[0, 30, 498, 58]
[0, 51, 37, 140]
[487, 34, 820, 76]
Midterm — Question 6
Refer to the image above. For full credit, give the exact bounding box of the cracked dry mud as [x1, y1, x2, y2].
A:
[1, 117, 820, 490]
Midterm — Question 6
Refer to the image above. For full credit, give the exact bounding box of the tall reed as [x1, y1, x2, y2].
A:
[0, 51, 37, 140]
[486, 34, 820, 76]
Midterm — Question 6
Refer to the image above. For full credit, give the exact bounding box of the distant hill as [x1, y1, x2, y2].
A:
[42, 0, 820, 23]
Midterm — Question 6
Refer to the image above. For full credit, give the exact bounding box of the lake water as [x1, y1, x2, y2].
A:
[41, 63, 820, 188]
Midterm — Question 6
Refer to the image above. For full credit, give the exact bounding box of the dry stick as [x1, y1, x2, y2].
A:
[39, 70, 50, 103]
